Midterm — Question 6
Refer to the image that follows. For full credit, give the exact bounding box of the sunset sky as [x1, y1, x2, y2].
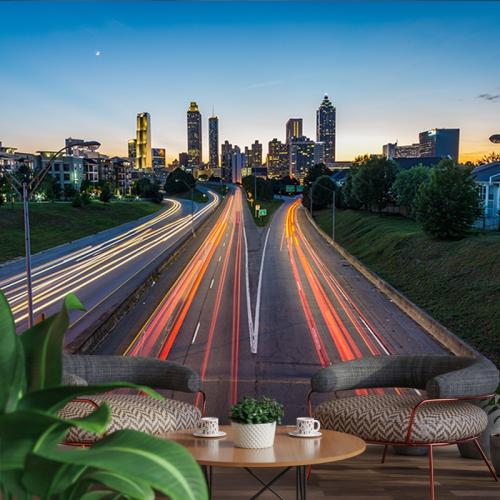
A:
[1, 1, 499, 163]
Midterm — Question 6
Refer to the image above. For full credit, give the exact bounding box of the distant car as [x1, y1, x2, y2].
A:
[489, 134, 500, 144]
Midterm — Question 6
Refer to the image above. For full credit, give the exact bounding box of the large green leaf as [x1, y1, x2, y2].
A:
[0, 291, 26, 412]
[20, 293, 85, 391]
[18, 382, 162, 414]
[22, 453, 87, 498]
[79, 470, 154, 500]
[39, 430, 208, 500]
[0, 405, 110, 471]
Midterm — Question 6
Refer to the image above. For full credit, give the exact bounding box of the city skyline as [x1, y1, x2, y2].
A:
[1, 1, 499, 162]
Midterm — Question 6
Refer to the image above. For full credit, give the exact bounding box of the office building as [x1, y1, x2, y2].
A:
[314, 142, 325, 165]
[419, 128, 460, 161]
[208, 115, 219, 169]
[316, 94, 336, 166]
[245, 140, 263, 169]
[136, 112, 152, 169]
[267, 138, 289, 179]
[382, 142, 420, 158]
[37, 151, 84, 191]
[221, 140, 233, 181]
[286, 118, 303, 144]
[128, 139, 137, 167]
[231, 146, 245, 184]
[65, 138, 101, 158]
[289, 136, 315, 180]
[152, 148, 166, 168]
[179, 152, 189, 169]
[187, 101, 202, 168]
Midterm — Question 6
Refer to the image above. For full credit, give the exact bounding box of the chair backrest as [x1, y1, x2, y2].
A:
[311, 355, 499, 398]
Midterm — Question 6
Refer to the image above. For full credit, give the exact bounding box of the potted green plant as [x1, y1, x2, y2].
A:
[229, 397, 284, 449]
[0, 291, 207, 500]
[485, 388, 500, 475]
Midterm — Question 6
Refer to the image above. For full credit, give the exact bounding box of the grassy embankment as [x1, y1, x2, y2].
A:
[245, 198, 283, 227]
[314, 209, 500, 366]
[173, 188, 209, 204]
[0, 201, 161, 264]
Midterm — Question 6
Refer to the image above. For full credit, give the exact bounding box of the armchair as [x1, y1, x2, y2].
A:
[61, 354, 204, 445]
[309, 355, 499, 500]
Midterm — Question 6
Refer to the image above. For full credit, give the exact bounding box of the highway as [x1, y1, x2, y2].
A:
[0, 190, 220, 340]
[106, 188, 445, 422]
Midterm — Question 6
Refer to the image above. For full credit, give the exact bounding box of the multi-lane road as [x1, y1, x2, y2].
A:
[99, 187, 445, 421]
[0, 190, 220, 341]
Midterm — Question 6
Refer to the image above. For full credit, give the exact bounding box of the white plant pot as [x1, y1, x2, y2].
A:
[232, 421, 276, 449]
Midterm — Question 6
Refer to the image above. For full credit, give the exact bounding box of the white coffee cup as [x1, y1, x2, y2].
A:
[296, 417, 321, 435]
[198, 417, 219, 436]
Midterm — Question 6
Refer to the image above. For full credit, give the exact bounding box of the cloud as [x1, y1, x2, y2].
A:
[245, 80, 283, 90]
[478, 93, 500, 102]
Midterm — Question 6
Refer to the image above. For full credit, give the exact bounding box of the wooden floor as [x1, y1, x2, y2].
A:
[206, 445, 499, 499]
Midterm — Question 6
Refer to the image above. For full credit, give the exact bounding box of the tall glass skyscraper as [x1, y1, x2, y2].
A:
[286, 118, 303, 144]
[136, 112, 152, 169]
[208, 115, 219, 169]
[187, 101, 202, 168]
[316, 94, 336, 166]
[419, 128, 460, 161]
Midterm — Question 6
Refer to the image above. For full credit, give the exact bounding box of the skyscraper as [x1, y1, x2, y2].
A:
[289, 136, 315, 179]
[208, 115, 219, 169]
[245, 140, 263, 169]
[187, 101, 202, 169]
[127, 139, 136, 168]
[267, 138, 289, 179]
[316, 94, 336, 166]
[136, 112, 152, 169]
[286, 118, 303, 144]
[419, 128, 460, 161]
[221, 140, 233, 181]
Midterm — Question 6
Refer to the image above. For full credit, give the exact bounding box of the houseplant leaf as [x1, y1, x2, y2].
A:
[38, 429, 208, 500]
[0, 291, 26, 412]
[20, 293, 85, 390]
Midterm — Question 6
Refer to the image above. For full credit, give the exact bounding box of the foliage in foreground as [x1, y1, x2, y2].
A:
[229, 397, 284, 424]
[0, 292, 207, 500]
[415, 160, 481, 239]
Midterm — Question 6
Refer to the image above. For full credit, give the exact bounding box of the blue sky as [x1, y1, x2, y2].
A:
[1, 1, 499, 162]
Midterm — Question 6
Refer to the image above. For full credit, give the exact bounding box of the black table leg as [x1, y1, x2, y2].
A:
[202, 465, 213, 499]
[295, 466, 307, 500]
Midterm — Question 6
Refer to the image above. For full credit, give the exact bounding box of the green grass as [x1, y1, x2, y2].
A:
[0, 201, 161, 264]
[315, 208, 500, 366]
[245, 198, 283, 227]
[173, 188, 209, 204]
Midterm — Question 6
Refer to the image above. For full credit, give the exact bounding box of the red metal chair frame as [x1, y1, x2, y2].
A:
[307, 390, 498, 500]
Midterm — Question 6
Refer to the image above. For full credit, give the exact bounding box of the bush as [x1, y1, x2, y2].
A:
[415, 159, 481, 240]
[63, 184, 77, 201]
[164, 168, 196, 195]
[242, 175, 274, 201]
[81, 191, 92, 205]
[71, 192, 83, 208]
[99, 183, 112, 202]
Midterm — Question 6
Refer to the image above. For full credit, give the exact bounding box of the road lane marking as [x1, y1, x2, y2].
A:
[218, 256, 222, 262]
[210, 278, 215, 289]
[242, 225, 254, 347]
[191, 322, 201, 344]
[251, 226, 271, 354]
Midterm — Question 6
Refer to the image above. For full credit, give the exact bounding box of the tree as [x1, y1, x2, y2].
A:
[71, 191, 83, 208]
[393, 165, 431, 218]
[302, 164, 332, 208]
[340, 165, 361, 209]
[39, 175, 61, 202]
[242, 175, 274, 201]
[352, 157, 398, 212]
[310, 175, 337, 210]
[476, 152, 500, 166]
[415, 159, 481, 240]
[164, 168, 196, 195]
[99, 182, 112, 202]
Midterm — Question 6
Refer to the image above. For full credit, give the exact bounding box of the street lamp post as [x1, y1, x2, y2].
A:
[310, 180, 336, 242]
[4, 140, 100, 327]
[175, 178, 195, 237]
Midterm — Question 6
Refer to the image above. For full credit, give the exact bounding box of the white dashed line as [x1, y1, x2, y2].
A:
[191, 322, 201, 344]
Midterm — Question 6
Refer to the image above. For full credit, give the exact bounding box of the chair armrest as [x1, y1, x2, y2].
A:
[425, 360, 499, 398]
[63, 355, 201, 393]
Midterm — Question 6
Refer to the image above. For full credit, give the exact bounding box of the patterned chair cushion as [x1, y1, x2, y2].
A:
[314, 394, 488, 443]
[60, 393, 201, 444]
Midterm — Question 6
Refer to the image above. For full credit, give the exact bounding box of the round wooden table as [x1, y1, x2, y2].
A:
[164, 425, 366, 499]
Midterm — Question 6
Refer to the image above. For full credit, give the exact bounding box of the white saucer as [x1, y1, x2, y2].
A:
[288, 430, 322, 438]
[192, 431, 227, 438]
